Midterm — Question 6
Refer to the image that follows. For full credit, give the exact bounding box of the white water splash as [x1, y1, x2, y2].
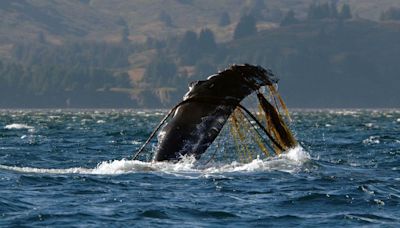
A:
[0, 146, 310, 176]
[0, 165, 92, 175]
[205, 146, 310, 173]
[364, 123, 374, 128]
[4, 123, 34, 130]
[362, 136, 380, 145]
[283, 146, 311, 163]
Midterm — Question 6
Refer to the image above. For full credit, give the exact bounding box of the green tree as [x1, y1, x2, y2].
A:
[248, 0, 266, 20]
[159, 10, 173, 27]
[121, 27, 130, 43]
[339, 4, 352, 20]
[280, 10, 298, 26]
[329, 2, 339, 18]
[380, 7, 400, 21]
[233, 15, 257, 40]
[198, 28, 216, 53]
[307, 3, 331, 20]
[178, 30, 200, 65]
[219, 11, 231, 26]
[144, 54, 177, 87]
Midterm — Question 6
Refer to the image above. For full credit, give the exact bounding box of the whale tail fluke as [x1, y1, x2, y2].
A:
[133, 64, 297, 163]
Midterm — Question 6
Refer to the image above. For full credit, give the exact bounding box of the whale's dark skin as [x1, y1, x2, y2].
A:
[153, 64, 278, 161]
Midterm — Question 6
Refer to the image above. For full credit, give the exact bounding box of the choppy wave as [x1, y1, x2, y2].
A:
[0, 146, 309, 176]
[4, 123, 34, 130]
[363, 136, 380, 145]
[1, 110, 400, 226]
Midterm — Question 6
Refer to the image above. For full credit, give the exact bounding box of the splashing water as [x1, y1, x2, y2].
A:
[4, 123, 34, 130]
[0, 110, 399, 227]
[0, 146, 310, 176]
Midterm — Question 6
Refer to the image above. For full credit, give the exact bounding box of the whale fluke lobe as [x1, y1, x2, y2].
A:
[133, 64, 297, 162]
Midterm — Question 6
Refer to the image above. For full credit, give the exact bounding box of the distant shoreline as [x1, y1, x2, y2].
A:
[1, 108, 399, 111]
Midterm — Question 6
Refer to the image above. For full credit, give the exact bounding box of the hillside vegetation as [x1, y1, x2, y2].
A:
[1, 0, 400, 108]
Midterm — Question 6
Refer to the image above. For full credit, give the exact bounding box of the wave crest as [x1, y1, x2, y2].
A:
[4, 123, 34, 130]
[0, 146, 310, 176]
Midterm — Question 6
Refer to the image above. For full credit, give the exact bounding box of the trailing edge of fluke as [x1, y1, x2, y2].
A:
[133, 64, 297, 162]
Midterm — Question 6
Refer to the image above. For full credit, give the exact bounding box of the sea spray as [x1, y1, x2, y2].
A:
[0, 146, 309, 176]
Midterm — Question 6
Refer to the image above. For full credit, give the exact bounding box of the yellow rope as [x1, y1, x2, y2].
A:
[251, 126, 270, 157]
[236, 107, 273, 160]
[268, 85, 292, 122]
[236, 108, 270, 158]
[231, 109, 257, 162]
[260, 91, 297, 151]
[234, 109, 255, 162]
[229, 113, 246, 162]
[225, 88, 297, 162]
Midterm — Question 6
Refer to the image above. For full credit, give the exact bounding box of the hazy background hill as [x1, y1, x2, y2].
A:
[1, 0, 400, 108]
[2, 0, 400, 43]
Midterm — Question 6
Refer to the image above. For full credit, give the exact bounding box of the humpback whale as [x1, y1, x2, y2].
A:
[133, 64, 297, 162]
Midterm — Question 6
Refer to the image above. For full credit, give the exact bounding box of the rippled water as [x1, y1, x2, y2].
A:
[0, 109, 399, 226]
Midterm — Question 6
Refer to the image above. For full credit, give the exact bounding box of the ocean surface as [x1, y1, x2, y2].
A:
[0, 109, 399, 227]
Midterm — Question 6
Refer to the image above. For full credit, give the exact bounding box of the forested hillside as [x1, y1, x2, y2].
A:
[1, 0, 400, 108]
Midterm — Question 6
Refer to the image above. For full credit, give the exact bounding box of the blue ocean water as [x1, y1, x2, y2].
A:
[0, 109, 399, 227]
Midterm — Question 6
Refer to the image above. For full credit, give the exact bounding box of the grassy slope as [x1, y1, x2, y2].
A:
[1, 0, 400, 46]
[0, 0, 120, 44]
[1, 0, 400, 108]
